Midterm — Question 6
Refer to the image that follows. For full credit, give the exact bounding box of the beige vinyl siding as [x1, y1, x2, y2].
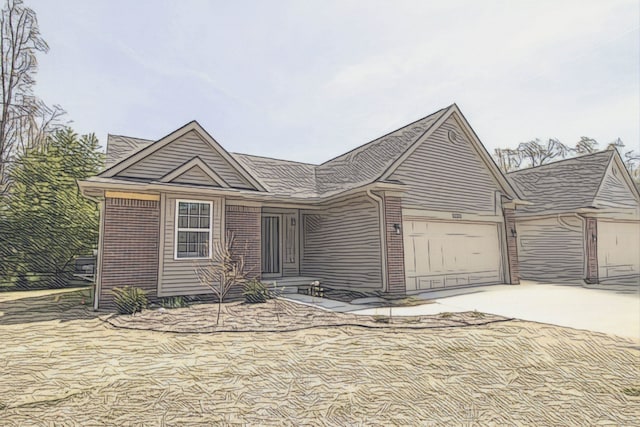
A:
[117, 130, 253, 189]
[595, 163, 638, 208]
[389, 116, 500, 214]
[300, 195, 382, 290]
[516, 216, 585, 281]
[172, 166, 220, 187]
[159, 194, 223, 296]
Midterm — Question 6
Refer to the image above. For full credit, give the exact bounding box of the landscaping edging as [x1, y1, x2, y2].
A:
[101, 299, 512, 334]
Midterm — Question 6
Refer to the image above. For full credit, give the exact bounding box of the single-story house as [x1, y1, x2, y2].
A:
[79, 104, 525, 310]
[507, 149, 640, 284]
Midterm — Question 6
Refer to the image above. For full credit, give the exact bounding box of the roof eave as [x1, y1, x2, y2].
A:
[77, 177, 407, 206]
[503, 199, 533, 209]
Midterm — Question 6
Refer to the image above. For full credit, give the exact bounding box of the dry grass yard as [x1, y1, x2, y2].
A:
[0, 288, 638, 426]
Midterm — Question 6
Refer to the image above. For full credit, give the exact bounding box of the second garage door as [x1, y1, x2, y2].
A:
[597, 220, 640, 280]
[403, 219, 503, 291]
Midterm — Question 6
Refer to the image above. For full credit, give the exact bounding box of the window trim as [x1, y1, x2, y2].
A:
[174, 199, 213, 261]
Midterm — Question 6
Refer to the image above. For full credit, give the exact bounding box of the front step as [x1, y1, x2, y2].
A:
[262, 277, 319, 295]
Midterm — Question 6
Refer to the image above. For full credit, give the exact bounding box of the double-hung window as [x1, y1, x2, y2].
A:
[175, 200, 212, 259]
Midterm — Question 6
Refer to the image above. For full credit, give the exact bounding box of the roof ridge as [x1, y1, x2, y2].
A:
[507, 149, 614, 175]
[231, 152, 318, 166]
[107, 134, 154, 142]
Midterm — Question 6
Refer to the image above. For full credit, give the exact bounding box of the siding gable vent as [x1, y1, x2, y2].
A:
[448, 129, 460, 143]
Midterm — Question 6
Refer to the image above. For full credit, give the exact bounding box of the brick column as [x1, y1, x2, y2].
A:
[503, 208, 520, 285]
[585, 217, 598, 284]
[384, 195, 406, 295]
[99, 198, 160, 309]
[225, 205, 261, 280]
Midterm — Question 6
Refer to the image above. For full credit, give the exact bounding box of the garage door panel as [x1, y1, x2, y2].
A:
[403, 219, 503, 291]
[598, 221, 640, 279]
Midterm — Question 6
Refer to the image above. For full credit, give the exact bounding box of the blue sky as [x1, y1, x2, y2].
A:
[29, 0, 639, 163]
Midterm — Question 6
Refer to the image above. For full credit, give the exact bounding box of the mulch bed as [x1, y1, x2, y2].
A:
[104, 298, 510, 333]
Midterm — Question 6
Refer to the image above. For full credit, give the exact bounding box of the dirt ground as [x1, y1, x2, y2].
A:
[0, 288, 638, 425]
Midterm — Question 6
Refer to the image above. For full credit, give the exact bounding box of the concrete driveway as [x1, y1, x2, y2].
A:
[352, 281, 640, 341]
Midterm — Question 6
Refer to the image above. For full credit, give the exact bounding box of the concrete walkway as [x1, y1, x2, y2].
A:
[285, 281, 640, 341]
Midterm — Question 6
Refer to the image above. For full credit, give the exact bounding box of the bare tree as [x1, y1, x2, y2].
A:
[195, 232, 249, 325]
[517, 138, 572, 168]
[0, 0, 62, 194]
[623, 150, 640, 191]
[574, 137, 598, 155]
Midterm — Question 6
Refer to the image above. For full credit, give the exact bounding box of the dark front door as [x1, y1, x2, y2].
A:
[261, 215, 281, 277]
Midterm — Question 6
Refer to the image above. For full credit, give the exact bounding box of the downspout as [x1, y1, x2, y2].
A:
[367, 189, 388, 293]
[571, 213, 588, 280]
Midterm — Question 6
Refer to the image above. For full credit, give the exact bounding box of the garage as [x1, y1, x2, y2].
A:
[515, 216, 585, 281]
[403, 219, 503, 291]
[597, 220, 640, 280]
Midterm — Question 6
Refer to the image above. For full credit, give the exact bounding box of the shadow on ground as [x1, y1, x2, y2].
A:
[0, 288, 99, 325]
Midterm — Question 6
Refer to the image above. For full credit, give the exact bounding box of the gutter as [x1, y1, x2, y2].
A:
[366, 189, 388, 293]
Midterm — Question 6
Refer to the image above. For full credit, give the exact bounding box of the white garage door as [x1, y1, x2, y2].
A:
[598, 220, 640, 280]
[403, 220, 503, 291]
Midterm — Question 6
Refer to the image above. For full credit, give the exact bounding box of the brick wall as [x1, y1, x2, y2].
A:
[585, 217, 598, 284]
[225, 205, 261, 281]
[99, 198, 160, 309]
[384, 195, 406, 295]
[503, 208, 520, 285]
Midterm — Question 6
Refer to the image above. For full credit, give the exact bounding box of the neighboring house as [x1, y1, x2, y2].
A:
[78, 104, 524, 310]
[507, 149, 640, 284]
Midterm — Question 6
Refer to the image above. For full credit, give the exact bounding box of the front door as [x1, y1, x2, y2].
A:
[261, 214, 281, 277]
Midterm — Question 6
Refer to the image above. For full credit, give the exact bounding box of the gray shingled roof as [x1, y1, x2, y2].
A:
[104, 107, 450, 196]
[232, 107, 447, 196]
[231, 154, 318, 197]
[507, 150, 614, 214]
[314, 107, 447, 194]
[105, 134, 153, 168]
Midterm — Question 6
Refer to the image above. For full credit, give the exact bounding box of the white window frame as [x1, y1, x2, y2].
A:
[174, 199, 213, 260]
